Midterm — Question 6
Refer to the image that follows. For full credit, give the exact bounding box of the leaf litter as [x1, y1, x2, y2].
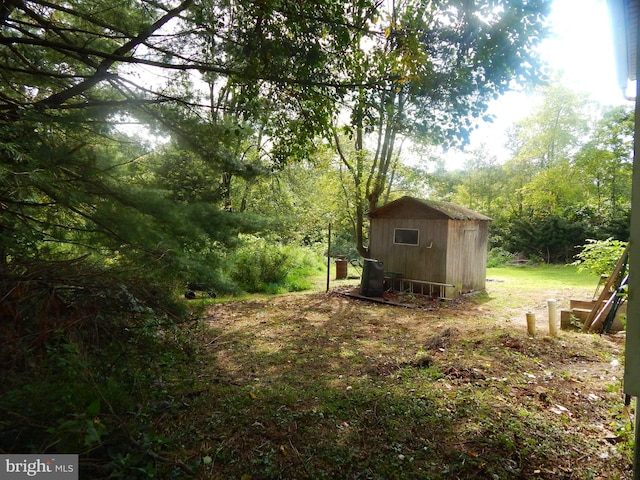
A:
[165, 285, 632, 479]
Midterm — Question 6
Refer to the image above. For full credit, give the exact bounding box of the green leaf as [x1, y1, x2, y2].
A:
[87, 398, 101, 417]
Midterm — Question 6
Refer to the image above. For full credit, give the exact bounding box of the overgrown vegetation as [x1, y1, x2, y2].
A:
[572, 238, 629, 277]
[229, 237, 325, 293]
[487, 247, 515, 267]
[0, 262, 202, 477]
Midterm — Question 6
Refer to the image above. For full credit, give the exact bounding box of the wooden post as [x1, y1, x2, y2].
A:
[548, 299, 558, 336]
[326, 223, 331, 293]
[630, 15, 640, 478]
[526, 312, 536, 337]
[607, 1, 640, 477]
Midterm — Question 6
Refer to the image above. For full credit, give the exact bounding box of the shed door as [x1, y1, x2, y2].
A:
[461, 228, 478, 292]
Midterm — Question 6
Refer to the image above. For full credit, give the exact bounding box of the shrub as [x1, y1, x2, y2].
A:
[497, 214, 588, 264]
[0, 262, 201, 478]
[229, 236, 324, 293]
[281, 244, 325, 292]
[487, 247, 514, 267]
[572, 238, 628, 277]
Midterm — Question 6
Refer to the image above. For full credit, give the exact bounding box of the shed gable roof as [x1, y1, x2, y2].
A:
[369, 196, 492, 221]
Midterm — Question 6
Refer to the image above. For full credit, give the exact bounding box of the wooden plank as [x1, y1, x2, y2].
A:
[570, 299, 597, 310]
[400, 278, 454, 287]
[581, 243, 630, 331]
[589, 274, 628, 333]
[338, 290, 413, 308]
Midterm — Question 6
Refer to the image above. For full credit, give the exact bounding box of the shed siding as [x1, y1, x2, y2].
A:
[369, 218, 448, 283]
[417, 219, 448, 283]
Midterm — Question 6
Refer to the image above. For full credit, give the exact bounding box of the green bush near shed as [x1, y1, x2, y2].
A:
[229, 236, 325, 293]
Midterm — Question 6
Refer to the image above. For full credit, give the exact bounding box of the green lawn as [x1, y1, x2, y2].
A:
[487, 264, 600, 290]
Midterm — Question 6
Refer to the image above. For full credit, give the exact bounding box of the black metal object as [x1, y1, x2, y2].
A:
[603, 252, 629, 334]
[184, 282, 217, 300]
[360, 258, 385, 297]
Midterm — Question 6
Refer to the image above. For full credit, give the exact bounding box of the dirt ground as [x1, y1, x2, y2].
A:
[194, 278, 631, 479]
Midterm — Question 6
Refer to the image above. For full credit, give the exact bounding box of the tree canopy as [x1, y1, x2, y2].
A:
[330, 0, 553, 255]
[1, 0, 555, 269]
[432, 85, 633, 263]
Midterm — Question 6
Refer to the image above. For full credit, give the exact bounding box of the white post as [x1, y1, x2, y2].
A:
[548, 299, 558, 336]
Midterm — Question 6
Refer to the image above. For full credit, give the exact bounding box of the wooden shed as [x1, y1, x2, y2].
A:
[368, 196, 492, 299]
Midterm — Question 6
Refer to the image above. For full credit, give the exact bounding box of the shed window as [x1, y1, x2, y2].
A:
[394, 228, 419, 246]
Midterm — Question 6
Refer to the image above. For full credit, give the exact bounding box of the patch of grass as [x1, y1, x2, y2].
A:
[487, 264, 599, 290]
[484, 264, 599, 314]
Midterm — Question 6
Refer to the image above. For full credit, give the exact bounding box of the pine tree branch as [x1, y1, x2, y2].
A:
[0, 33, 384, 91]
[33, 0, 195, 109]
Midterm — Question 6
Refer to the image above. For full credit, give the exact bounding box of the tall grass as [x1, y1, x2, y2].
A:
[229, 236, 325, 293]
